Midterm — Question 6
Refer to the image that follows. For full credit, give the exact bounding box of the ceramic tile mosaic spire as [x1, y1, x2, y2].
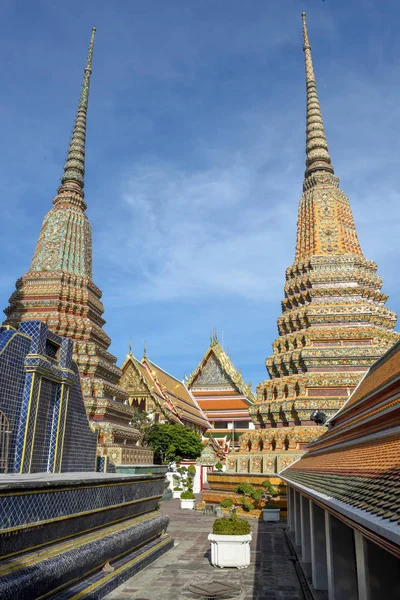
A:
[296, 12, 363, 262]
[61, 27, 96, 190]
[251, 14, 398, 471]
[302, 13, 334, 179]
[3, 28, 144, 464]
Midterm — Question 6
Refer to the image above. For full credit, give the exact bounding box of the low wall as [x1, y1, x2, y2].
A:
[0, 472, 172, 598]
[98, 444, 154, 465]
[116, 464, 168, 475]
[201, 472, 288, 519]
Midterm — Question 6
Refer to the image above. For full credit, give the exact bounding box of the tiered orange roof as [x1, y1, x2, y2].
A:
[187, 335, 255, 451]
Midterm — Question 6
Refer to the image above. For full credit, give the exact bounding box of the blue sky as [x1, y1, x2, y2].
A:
[1, 0, 399, 391]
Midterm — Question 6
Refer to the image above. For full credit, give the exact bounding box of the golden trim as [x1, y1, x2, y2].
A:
[0, 493, 163, 535]
[69, 536, 172, 600]
[29, 375, 43, 471]
[0, 477, 164, 497]
[58, 387, 70, 472]
[19, 372, 36, 473]
[0, 331, 31, 356]
[53, 384, 65, 473]
[0, 507, 157, 561]
[37, 533, 169, 600]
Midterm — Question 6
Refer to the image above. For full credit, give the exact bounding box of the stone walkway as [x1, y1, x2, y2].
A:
[105, 499, 307, 600]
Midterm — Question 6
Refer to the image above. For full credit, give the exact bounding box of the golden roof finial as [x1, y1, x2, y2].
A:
[143, 340, 147, 358]
[301, 13, 334, 180]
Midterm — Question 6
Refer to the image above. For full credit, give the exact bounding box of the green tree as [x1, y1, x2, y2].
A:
[144, 423, 203, 462]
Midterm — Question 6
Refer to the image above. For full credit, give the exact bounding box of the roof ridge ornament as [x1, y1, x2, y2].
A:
[301, 13, 334, 182]
[60, 27, 96, 193]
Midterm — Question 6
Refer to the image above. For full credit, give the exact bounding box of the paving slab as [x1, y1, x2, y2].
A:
[105, 498, 307, 600]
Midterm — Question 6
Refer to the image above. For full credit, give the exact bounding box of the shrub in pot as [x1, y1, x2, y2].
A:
[215, 462, 223, 472]
[261, 479, 280, 521]
[180, 490, 196, 510]
[208, 511, 252, 569]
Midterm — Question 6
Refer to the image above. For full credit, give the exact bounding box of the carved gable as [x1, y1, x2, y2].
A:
[192, 354, 235, 388]
[120, 360, 149, 394]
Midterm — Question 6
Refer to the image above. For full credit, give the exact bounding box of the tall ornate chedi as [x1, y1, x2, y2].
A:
[250, 14, 398, 467]
[3, 29, 144, 462]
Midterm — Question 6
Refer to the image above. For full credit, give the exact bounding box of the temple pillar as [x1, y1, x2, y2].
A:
[294, 490, 302, 547]
[300, 494, 311, 572]
[310, 501, 328, 590]
[288, 486, 295, 534]
[354, 531, 369, 600]
[325, 512, 358, 600]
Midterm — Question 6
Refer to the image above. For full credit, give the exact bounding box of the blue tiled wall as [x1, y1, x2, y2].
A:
[0, 322, 97, 473]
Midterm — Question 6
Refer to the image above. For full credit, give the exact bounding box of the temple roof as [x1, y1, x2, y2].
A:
[142, 357, 210, 430]
[120, 351, 209, 430]
[281, 340, 400, 546]
[186, 334, 256, 403]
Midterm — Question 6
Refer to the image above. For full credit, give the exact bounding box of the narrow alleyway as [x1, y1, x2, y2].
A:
[105, 499, 308, 600]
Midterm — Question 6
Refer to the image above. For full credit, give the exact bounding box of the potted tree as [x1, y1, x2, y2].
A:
[180, 466, 196, 509]
[172, 473, 183, 499]
[208, 511, 252, 569]
[261, 479, 280, 521]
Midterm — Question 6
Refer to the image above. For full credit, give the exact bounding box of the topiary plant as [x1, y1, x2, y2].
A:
[219, 498, 233, 509]
[212, 513, 251, 535]
[174, 486, 183, 491]
[241, 499, 255, 512]
[250, 488, 264, 505]
[187, 465, 196, 475]
[261, 479, 279, 508]
[215, 462, 223, 472]
[235, 483, 255, 496]
[180, 491, 195, 500]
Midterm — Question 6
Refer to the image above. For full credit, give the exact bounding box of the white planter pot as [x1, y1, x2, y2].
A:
[180, 498, 196, 509]
[173, 490, 182, 499]
[208, 532, 252, 569]
[262, 508, 280, 522]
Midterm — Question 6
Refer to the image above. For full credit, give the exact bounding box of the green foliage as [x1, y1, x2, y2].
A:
[173, 486, 183, 491]
[235, 483, 255, 496]
[219, 498, 233, 508]
[261, 480, 278, 497]
[241, 499, 255, 512]
[215, 462, 223, 472]
[213, 512, 251, 535]
[180, 491, 195, 500]
[250, 489, 263, 504]
[144, 424, 203, 462]
[187, 465, 196, 475]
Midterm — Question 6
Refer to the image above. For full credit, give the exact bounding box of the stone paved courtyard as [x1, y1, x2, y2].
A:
[105, 498, 308, 600]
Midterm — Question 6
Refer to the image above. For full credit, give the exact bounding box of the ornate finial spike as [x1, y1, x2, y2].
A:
[60, 28, 96, 190]
[143, 341, 147, 358]
[301, 13, 334, 180]
[128, 338, 132, 355]
[301, 12, 310, 50]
